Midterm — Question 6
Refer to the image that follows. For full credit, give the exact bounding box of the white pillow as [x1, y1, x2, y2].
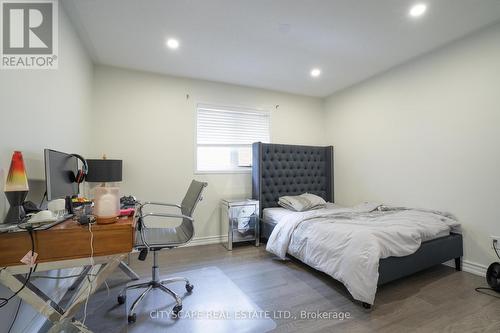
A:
[278, 193, 326, 212]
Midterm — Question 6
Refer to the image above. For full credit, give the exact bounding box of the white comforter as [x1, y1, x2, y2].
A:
[266, 203, 460, 305]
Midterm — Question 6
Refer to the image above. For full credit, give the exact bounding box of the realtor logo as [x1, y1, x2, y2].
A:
[1, 0, 58, 69]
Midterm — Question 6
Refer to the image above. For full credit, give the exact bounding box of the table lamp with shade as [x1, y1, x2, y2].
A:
[86, 157, 123, 224]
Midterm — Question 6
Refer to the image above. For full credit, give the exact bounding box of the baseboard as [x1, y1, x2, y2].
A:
[444, 259, 488, 277]
[462, 260, 488, 277]
[186, 235, 228, 247]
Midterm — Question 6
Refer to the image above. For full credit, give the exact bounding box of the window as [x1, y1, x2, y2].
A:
[196, 104, 270, 172]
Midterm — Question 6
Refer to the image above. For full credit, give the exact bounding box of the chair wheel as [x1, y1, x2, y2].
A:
[172, 304, 182, 315]
[117, 295, 126, 305]
[186, 283, 194, 293]
[128, 313, 136, 323]
[362, 302, 372, 309]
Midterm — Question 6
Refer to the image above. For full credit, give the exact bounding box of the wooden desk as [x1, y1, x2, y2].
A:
[0, 216, 135, 267]
[0, 216, 137, 332]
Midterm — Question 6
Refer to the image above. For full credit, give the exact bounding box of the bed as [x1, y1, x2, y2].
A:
[252, 142, 463, 308]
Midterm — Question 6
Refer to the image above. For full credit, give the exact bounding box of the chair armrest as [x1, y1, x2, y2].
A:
[139, 202, 182, 209]
[136, 213, 193, 249]
[139, 212, 193, 221]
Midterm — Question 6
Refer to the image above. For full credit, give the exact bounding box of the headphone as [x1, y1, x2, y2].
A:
[71, 154, 88, 184]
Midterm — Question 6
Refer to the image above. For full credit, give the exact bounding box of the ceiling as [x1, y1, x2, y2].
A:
[64, 0, 500, 97]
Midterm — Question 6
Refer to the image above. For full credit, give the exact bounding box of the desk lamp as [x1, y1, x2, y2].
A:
[3, 151, 29, 224]
[86, 156, 122, 224]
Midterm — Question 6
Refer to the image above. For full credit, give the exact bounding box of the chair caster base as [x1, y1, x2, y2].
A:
[128, 313, 136, 323]
[172, 304, 182, 315]
[117, 295, 126, 305]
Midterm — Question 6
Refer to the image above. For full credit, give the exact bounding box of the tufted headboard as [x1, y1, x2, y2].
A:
[252, 142, 334, 217]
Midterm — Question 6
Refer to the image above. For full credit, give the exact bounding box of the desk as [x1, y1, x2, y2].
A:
[0, 216, 136, 332]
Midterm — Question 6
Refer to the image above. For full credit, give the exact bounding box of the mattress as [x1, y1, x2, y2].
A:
[262, 205, 450, 242]
[262, 207, 294, 224]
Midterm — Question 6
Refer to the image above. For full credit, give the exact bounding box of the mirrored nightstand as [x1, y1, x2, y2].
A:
[221, 199, 260, 250]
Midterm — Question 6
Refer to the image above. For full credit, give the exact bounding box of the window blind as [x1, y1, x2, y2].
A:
[197, 105, 270, 145]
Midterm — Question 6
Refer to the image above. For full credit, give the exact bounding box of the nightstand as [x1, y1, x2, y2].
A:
[221, 199, 260, 250]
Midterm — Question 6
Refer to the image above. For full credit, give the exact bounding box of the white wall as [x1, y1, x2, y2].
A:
[0, 7, 93, 215]
[90, 65, 326, 240]
[324, 23, 500, 271]
[0, 7, 93, 333]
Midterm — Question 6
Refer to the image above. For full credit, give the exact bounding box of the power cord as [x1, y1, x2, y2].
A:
[7, 294, 22, 333]
[475, 287, 500, 299]
[474, 239, 500, 299]
[39, 191, 47, 209]
[494, 239, 500, 260]
[82, 222, 95, 325]
[79, 222, 112, 323]
[3, 226, 39, 333]
[0, 226, 38, 309]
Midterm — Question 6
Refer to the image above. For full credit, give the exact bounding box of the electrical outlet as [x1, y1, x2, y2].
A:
[491, 236, 500, 250]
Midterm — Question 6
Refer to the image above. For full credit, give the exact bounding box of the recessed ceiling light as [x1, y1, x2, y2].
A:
[166, 38, 179, 49]
[310, 68, 321, 77]
[409, 3, 427, 18]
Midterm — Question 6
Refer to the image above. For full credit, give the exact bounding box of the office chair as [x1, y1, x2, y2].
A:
[117, 180, 208, 323]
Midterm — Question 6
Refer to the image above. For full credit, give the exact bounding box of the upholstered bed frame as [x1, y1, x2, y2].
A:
[252, 142, 463, 305]
[252, 142, 334, 215]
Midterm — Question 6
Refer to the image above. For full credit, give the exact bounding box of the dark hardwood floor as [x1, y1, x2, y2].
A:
[78, 244, 500, 333]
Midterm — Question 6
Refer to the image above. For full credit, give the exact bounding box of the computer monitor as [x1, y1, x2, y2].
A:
[44, 149, 79, 201]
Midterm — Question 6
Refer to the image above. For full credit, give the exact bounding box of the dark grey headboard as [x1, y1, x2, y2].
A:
[252, 142, 334, 217]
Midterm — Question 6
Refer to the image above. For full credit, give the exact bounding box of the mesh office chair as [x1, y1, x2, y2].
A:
[117, 180, 208, 323]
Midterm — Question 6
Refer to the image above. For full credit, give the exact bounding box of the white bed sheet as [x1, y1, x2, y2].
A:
[262, 207, 294, 224]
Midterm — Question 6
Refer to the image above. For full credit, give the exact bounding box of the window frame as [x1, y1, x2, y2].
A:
[194, 102, 272, 174]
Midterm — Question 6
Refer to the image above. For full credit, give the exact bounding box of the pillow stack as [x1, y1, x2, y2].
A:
[278, 193, 326, 212]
